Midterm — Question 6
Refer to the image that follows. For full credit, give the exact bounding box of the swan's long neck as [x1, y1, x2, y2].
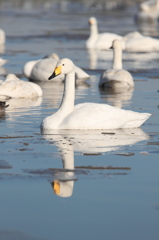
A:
[57, 71, 75, 118]
[90, 23, 98, 38]
[112, 45, 122, 69]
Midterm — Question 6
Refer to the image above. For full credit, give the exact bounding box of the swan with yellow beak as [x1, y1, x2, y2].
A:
[41, 58, 151, 130]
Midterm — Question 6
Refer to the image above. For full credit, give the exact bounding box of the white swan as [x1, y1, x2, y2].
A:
[23, 53, 90, 81]
[0, 74, 43, 98]
[122, 31, 159, 52]
[0, 29, 5, 45]
[99, 39, 134, 89]
[140, 0, 159, 12]
[41, 58, 151, 130]
[86, 17, 123, 50]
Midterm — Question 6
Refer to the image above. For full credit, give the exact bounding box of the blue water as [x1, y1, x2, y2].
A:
[0, 1, 159, 240]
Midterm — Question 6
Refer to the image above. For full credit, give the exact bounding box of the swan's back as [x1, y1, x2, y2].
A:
[24, 58, 89, 81]
[31, 58, 58, 81]
[59, 102, 151, 130]
[123, 31, 159, 52]
[99, 69, 134, 89]
[0, 74, 42, 98]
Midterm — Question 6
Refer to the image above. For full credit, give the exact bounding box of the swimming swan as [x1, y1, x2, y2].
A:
[23, 53, 90, 81]
[136, 0, 159, 22]
[122, 31, 159, 52]
[0, 74, 43, 98]
[41, 58, 151, 130]
[99, 39, 134, 89]
[86, 17, 122, 49]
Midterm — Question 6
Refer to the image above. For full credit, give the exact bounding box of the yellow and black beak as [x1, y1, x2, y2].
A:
[52, 180, 60, 195]
[48, 66, 62, 80]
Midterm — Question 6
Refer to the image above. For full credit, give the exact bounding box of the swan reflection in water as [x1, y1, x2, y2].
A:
[42, 128, 149, 198]
[99, 86, 134, 109]
[6, 97, 42, 112]
[2, 96, 42, 125]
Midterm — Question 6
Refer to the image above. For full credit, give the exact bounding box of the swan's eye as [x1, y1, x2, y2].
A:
[62, 64, 65, 66]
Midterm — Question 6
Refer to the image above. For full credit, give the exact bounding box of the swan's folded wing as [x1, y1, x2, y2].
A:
[60, 103, 151, 129]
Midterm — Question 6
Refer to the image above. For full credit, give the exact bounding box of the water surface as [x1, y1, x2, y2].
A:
[0, 1, 159, 240]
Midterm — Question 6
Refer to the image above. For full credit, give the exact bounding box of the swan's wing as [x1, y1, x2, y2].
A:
[124, 32, 159, 51]
[60, 103, 150, 129]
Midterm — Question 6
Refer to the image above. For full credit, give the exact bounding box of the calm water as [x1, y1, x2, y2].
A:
[0, 1, 159, 240]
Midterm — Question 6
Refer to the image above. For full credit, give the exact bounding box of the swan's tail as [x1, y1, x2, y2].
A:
[124, 113, 152, 128]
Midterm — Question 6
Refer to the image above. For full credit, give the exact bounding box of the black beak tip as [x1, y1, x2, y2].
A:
[48, 72, 55, 80]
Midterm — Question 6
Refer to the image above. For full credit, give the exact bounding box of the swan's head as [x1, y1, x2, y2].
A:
[89, 17, 97, 25]
[48, 58, 75, 80]
[111, 39, 122, 49]
[51, 180, 73, 198]
[6, 73, 19, 81]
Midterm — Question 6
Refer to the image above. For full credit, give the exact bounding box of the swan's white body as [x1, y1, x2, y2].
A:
[0, 29, 5, 45]
[0, 58, 8, 67]
[123, 31, 159, 52]
[86, 17, 122, 50]
[41, 58, 151, 130]
[140, 0, 159, 12]
[135, 0, 159, 22]
[99, 39, 134, 89]
[23, 54, 90, 81]
[0, 74, 43, 98]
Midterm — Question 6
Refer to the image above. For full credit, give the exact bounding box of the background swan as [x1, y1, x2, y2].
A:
[41, 58, 151, 130]
[86, 17, 122, 50]
[99, 39, 134, 89]
[122, 31, 159, 52]
[0, 74, 43, 98]
[23, 53, 90, 82]
[136, 0, 159, 22]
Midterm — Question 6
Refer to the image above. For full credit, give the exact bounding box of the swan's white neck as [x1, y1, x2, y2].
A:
[112, 45, 122, 69]
[61, 145, 74, 170]
[57, 71, 75, 118]
[90, 23, 98, 38]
